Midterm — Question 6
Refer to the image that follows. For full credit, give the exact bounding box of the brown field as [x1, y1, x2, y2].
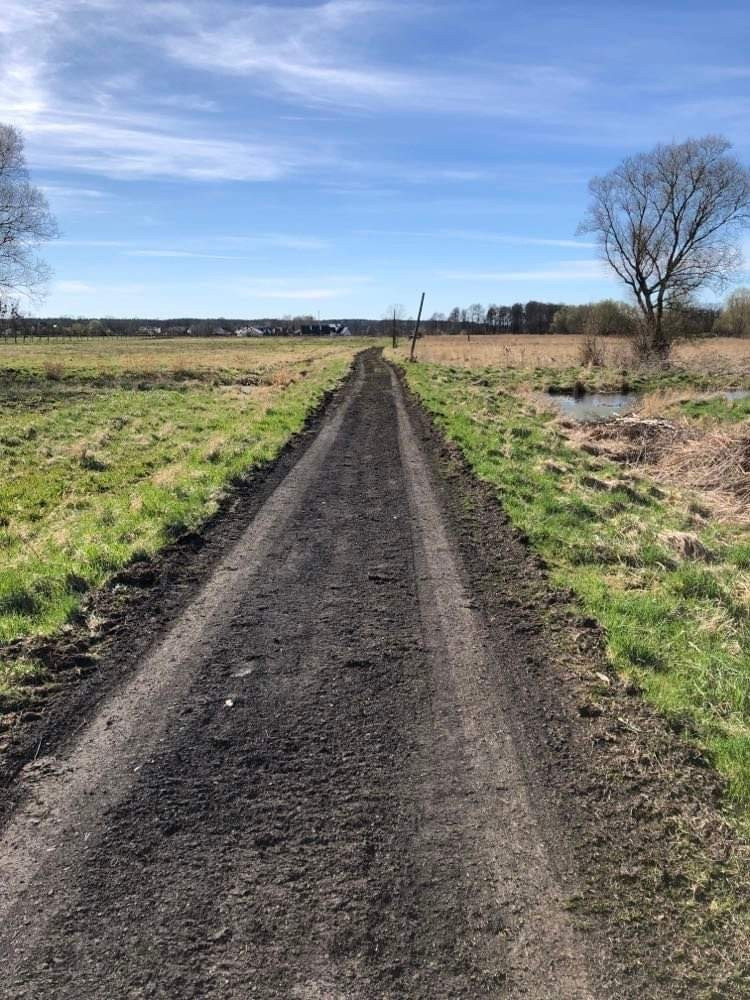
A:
[401, 334, 750, 373]
[0, 335, 373, 380]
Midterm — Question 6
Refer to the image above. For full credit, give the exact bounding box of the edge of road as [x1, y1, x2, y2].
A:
[389, 354, 750, 998]
[0, 350, 374, 822]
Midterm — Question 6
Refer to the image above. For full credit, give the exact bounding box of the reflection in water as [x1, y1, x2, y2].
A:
[547, 387, 750, 423]
[547, 392, 640, 423]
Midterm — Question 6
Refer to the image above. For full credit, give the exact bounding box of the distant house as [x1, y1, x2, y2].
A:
[137, 325, 162, 336]
[298, 322, 351, 337]
[235, 326, 265, 337]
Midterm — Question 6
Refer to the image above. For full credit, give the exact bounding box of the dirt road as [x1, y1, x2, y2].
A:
[0, 351, 738, 998]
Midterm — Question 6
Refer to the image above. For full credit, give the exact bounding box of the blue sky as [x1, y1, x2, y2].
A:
[3, 0, 750, 318]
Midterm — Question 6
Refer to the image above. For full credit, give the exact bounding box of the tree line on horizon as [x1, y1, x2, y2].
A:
[3, 292, 749, 341]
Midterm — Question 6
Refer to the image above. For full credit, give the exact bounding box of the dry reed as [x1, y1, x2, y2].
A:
[575, 416, 750, 519]
[400, 334, 750, 374]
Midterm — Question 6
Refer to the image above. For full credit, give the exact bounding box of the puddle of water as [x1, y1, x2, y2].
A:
[544, 387, 749, 423]
[546, 391, 640, 423]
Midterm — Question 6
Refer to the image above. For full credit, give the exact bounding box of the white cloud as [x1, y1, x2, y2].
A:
[55, 279, 94, 293]
[54, 278, 148, 296]
[157, 0, 590, 118]
[20, 117, 299, 182]
[55, 235, 331, 254]
[42, 185, 107, 199]
[255, 288, 346, 300]
[124, 250, 243, 260]
[0, 1, 316, 182]
[440, 260, 608, 282]
[56, 239, 132, 248]
[453, 234, 596, 249]
[233, 272, 373, 300]
[358, 229, 595, 248]
[220, 234, 331, 251]
[153, 94, 218, 112]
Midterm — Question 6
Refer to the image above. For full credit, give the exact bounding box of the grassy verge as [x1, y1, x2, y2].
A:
[0, 337, 367, 705]
[392, 355, 750, 823]
[678, 393, 750, 423]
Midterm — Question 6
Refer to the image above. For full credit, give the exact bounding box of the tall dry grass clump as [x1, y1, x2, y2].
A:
[656, 425, 750, 512]
[577, 416, 750, 519]
[672, 338, 750, 376]
[403, 334, 750, 377]
[578, 333, 605, 367]
[408, 334, 633, 369]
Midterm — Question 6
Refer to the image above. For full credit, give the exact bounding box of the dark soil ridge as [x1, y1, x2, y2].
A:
[393, 359, 750, 998]
[0, 356, 362, 815]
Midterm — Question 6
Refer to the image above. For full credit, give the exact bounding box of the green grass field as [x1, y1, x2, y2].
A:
[0, 337, 368, 706]
[391, 348, 750, 825]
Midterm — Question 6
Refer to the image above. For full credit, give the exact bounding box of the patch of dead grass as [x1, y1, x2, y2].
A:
[394, 334, 750, 381]
[151, 464, 185, 488]
[573, 417, 750, 522]
[659, 530, 714, 562]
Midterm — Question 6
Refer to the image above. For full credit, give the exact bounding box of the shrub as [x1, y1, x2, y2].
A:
[551, 299, 638, 338]
[714, 287, 750, 337]
[578, 331, 605, 367]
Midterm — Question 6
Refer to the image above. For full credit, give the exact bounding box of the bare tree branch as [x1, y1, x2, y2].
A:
[0, 123, 59, 308]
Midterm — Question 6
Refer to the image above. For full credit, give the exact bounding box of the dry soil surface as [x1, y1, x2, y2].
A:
[0, 350, 745, 999]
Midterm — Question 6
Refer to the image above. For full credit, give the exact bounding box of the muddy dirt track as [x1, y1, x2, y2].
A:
[0, 350, 744, 998]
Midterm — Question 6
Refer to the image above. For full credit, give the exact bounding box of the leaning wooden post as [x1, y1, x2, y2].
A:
[409, 292, 425, 362]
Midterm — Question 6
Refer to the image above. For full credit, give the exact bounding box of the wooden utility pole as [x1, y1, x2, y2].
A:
[409, 292, 425, 362]
[392, 309, 397, 349]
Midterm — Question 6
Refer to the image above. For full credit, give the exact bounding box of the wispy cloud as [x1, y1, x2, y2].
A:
[359, 229, 595, 248]
[55, 235, 331, 254]
[56, 239, 132, 248]
[236, 282, 349, 301]
[41, 185, 107, 200]
[234, 271, 373, 301]
[252, 287, 346, 301]
[220, 234, 331, 251]
[159, 1, 590, 118]
[449, 232, 596, 249]
[0, 0, 319, 181]
[54, 277, 149, 297]
[124, 250, 243, 260]
[20, 116, 303, 181]
[55, 279, 95, 294]
[441, 260, 607, 282]
[152, 93, 218, 113]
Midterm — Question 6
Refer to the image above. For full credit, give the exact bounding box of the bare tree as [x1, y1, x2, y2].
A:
[579, 135, 750, 355]
[468, 302, 484, 327]
[384, 303, 406, 347]
[429, 311, 446, 334]
[0, 124, 58, 305]
[0, 297, 21, 342]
